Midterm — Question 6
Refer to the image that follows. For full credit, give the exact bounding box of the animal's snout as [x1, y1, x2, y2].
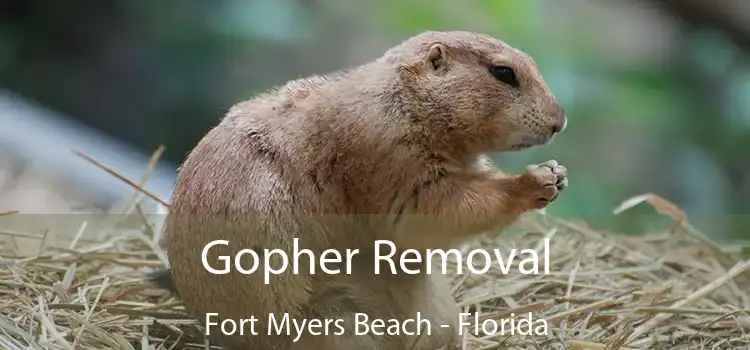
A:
[550, 105, 567, 135]
[552, 114, 567, 134]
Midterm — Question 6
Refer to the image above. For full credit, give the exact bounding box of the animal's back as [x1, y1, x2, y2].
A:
[161, 77, 379, 349]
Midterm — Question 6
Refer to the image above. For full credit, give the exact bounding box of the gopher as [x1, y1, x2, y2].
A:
[149, 30, 568, 350]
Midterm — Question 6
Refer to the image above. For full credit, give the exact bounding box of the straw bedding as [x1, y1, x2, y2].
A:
[1, 195, 749, 349]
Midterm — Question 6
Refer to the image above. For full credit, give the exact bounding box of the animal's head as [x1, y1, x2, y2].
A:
[383, 31, 567, 154]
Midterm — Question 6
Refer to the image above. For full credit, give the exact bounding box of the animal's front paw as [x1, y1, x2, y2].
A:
[518, 159, 568, 210]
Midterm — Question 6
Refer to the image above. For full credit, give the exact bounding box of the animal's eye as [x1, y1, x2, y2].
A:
[489, 66, 519, 87]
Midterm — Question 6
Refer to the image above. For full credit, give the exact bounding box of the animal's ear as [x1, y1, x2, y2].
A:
[424, 43, 448, 71]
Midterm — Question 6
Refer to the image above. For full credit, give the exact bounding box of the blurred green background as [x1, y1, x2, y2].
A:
[1, 0, 749, 241]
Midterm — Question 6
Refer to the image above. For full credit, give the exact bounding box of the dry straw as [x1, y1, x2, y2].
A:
[1, 149, 749, 349]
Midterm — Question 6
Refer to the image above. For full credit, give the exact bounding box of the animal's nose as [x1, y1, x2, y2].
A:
[552, 113, 567, 134]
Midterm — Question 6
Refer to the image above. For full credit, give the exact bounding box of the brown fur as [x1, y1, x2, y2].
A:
[154, 31, 568, 349]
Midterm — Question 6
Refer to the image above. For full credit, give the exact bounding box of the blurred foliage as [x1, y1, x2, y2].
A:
[0, 0, 748, 240]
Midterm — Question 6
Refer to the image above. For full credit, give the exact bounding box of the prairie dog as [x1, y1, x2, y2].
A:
[150, 31, 568, 350]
